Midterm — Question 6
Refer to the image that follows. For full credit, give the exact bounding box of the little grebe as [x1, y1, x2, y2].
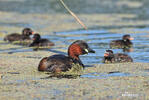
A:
[38, 40, 95, 73]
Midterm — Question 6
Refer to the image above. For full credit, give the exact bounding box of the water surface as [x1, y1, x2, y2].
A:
[1, 28, 149, 65]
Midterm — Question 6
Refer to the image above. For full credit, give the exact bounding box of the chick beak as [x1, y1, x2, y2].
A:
[104, 52, 109, 57]
[129, 37, 134, 40]
[31, 31, 34, 34]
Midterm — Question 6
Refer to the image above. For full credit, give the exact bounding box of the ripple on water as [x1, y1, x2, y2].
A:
[1, 28, 149, 64]
[55, 29, 149, 64]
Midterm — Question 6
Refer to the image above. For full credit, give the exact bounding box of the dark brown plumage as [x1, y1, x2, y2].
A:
[29, 33, 54, 47]
[110, 34, 134, 49]
[4, 28, 34, 42]
[38, 40, 95, 73]
[103, 50, 133, 63]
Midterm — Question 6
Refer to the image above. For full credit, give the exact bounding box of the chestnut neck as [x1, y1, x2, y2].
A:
[68, 44, 82, 60]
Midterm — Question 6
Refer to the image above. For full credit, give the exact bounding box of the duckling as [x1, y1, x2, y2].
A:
[29, 33, 54, 47]
[103, 50, 133, 63]
[110, 34, 134, 49]
[4, 28, 34, 42]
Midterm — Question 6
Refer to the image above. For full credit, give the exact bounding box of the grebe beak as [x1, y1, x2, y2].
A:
[85, 48, 95, 53]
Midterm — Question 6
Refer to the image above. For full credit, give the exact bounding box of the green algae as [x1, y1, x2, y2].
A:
[44, 63, 84, 79]
[61, 63, 84, 75]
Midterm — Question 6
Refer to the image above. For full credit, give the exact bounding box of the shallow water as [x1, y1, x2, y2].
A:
[0, 0, 149, 65]
[81, 71, 133, 79]
[1, 28, 149, 65]
[56, 29, 149, 64]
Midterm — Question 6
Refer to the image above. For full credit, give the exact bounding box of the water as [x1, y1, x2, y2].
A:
[0, 0, 149, 76]
[0, 0, 149, 65]
[53, 29, 149, 65]
[1, 28, 149, 65]
[0, 0, 148, 18]
[80, 71, 133, 79]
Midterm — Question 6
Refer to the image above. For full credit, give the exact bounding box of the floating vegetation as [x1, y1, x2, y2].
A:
[12, 40, 32, 46]
[45, 63, 84, 79]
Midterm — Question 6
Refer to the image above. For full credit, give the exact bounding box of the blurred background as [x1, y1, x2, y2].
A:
[0, 0, 149, 64]
[0, 0, 148, 17]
